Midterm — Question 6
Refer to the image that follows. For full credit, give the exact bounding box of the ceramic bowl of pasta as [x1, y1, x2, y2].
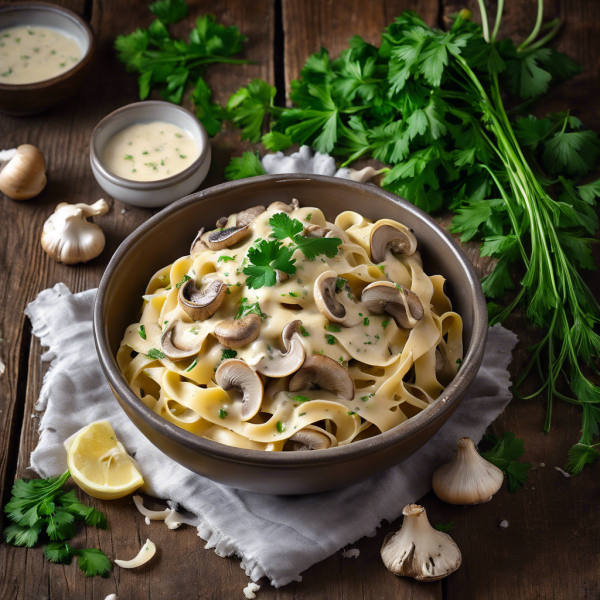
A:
[94, 174, 487, 494]
[0, 2, 96, 115]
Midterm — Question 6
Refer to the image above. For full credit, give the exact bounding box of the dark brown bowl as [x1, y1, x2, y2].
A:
[0, 2, 96, 115]
[94, 175, 488, 495]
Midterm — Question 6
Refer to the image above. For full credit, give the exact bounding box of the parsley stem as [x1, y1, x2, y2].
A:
[517, 0, 545, 51]
[490, 0, 504, 43]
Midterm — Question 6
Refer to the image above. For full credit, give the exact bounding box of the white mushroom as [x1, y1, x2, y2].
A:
[361, 281, 424, 329]
[369, 221, 417, 263]
[254, 320, 306, 377]
[289, 354, 355, 400]
[236, 205, 265, 227]
[178, 278, 226, 321]
[268, 199, 300, 213]
[206, 205, 265, 251]
[0, 144, 47, 200]
[314, 270, 346, 324]
[214, 313, 261, 348]
[287, 428, 331, 451]
[161, 321, 203, 361]
[432, 437, 504, 505]
[41, 199, 109, 265]
[381, 504, 462, 581]
[215, 359, 263, 421]
[190, 228, 209, 258]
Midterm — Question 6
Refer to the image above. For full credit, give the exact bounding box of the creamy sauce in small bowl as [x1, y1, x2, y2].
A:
[102, 121, 200, 182]
[0, 25, 82, 85]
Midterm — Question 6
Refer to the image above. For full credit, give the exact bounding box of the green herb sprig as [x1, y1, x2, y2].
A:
[480, 432, 532, 492]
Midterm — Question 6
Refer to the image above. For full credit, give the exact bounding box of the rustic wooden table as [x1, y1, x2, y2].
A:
[1, 0, 599, 598]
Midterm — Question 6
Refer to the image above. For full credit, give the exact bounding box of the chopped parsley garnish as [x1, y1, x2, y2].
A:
[276, 421, 286, 433]
[363, 317, 370, 326]
[306, 213, 312, 221]
[348, 411, 356, 416]
[236, 298, 267, 319]
[146, 348, 166, 360]
[243, 239, 297, 289]
[175, 274, 191, 288]
[325, 334, 336, 345]
[325, 323, 342, 332]
[382, 320, 391, 329]
[434, 522, 454, 533]
[124, 154, 134, 161]
[299, 325, 310, 337]
[186, 357, 198, 372]
[218, 255, 237, 262]
[335, 277, 347, 291]
[290, 395, 311, 403]
[221, 349, 237, 360]
[288, 291, 298, 297]
[360, 394, 374, 402]
[138, 325, 146, 340]
[480, 432, 532, 492]
[299, 412, 307, 417]
[218, 408, 228, 419]
[190, 327, 199, 335]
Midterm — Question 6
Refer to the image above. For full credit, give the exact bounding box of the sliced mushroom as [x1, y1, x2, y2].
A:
[207, 226, 251, 251]
[214, 313, 261, 348]
[314, 270, 346, 324]
[236, 205, 265, 228]
[361, 281, 424, 329]
[161, 321, 203, 361]
[304, 225, 332, 238]
[289, 354, 354, 400]
[268, 199, 300, 213]
[178, 278, 226, 321]
[275, 269, 289, 283]
[370, 221, 417, 263]
[190, 228, 209, 258]
[287, 428, 331, 451]
[255, 320, 306, 377]
[215, 359, 263, 421]
[216, 216, 229, 228]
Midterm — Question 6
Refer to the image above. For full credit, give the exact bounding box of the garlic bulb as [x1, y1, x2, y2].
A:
[432, 437, 504, 505]
[0, 144, 47, 200]
[381, 504, 461, 581]
[41, 199, 109, 265]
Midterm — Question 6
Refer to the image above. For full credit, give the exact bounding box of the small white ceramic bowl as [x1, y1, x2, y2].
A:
[90, 101, 211, 208]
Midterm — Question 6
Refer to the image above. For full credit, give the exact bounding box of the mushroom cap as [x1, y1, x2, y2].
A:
[214, 313, 261, 348]
[236, 205, 265, 228]
[216, 216, 229, 228]
[275, 269, 290, 283]
[313, 270, 346, 324]
[255, 320, 306, 377]
[178, 278, 226, 321]
[289, 354, 355, 400]
[370, 222, 417, 263]
[190, 228, 208, 257]
[304, 225, 332, 238]
[361, 281, 424, 329]
[215, 359, 264, 421]
[206, 226, 251, 251]
[287, 428, 331, 451]
[160, 321, 203, 361]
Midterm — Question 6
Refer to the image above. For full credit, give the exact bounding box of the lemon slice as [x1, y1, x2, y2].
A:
[66, 420, 144, 500]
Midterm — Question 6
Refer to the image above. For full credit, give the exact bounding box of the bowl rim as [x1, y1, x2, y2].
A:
[94, 174, 488, 467]
[0, 1, 96, 91]
[89, 100, 211, 191]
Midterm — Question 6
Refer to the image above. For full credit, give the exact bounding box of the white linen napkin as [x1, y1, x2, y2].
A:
[26, 283, 518, 587]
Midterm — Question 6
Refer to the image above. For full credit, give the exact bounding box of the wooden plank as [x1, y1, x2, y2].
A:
[438, 2, 600, 599]
[0, 0, 274, 598]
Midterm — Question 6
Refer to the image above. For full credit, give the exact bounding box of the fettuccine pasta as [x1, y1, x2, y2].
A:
[118, 199, 463, 452]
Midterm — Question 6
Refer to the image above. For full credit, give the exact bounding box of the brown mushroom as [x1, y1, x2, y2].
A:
[313, 270, 346, 324]
[160, 321, 203, 361]
[287, 428, 331, 451]
[214, 313, 261, 348]
[178, 278, 226, 321]
[215, 359, 264, 421]
[370, 221, 417, 263]
[268, 199, 300, 213]
[207, 227, 251, 251]
[216, 216, 229, 228]
[190, 228, 209, 258]
[275, 270, 290, 283]
[255, 320, 306, 377]
[289, 354, 354, 400]
[304, 225, 332, 238]
[361, 281, 424, 329]
[236, 205, 265, 228]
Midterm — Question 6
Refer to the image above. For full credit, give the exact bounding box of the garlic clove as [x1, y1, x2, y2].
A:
[0, 144, 47, 200]
[432, 437, 504, 505]
[41, 199, 109, 265]
[381, 504, 461, 581]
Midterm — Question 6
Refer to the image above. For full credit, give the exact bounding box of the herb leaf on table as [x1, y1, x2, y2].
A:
[480, 433, 532, 492]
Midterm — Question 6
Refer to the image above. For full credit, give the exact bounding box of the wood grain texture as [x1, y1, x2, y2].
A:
[0, 0, 599, 598]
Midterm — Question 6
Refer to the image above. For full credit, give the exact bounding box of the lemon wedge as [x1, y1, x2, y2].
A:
[66, 420, 144, 500]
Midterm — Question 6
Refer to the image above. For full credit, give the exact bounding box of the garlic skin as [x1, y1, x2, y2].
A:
[348, 166, 387, 184]
[381, 504, 461, 581]
[0, 144, 47, 200]
[432, 437, 504, 505]
[41, 199, 109, 265]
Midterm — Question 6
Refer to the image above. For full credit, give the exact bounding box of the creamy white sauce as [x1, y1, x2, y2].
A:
[0, 26, 82, 85]
[102, 122, 199, 182]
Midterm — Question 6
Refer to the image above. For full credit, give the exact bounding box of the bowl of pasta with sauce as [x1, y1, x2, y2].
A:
[94, 174, 488, 495]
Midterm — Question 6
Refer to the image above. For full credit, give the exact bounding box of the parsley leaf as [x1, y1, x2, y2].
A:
[226, 79, 278, 142]
[433, 522, 454, 533]
[146, 348, 166, 360]
[224, 151, 267, 181]
[480, 432, 532, 492]
[175, 274, 191, 288]
[235, 298, 267, 319]
[243, 240, 296, 289]
[148, 0, 187, 24]
[75, 548, 111, 577]
[138, 325, 146, 340]
[270, 213, 304, 239]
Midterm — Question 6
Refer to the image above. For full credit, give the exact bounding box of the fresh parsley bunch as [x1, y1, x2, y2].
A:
[114, 0, 251, 136]
[242, 213, 341, 289]
[225, 5, 600, 474]
[4, 471, 111, 577]
[480, 432, 532, 492]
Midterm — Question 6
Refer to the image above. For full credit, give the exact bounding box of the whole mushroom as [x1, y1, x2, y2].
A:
[215, 359, 264, 421]
[0, 144, 47, 200]
[361, 281, 424, 329]
[289, 354, 355, 400]
[214, 313, 261, 349]
[161, 320, 204, 361]
[369, 221, 417, 263]
[41, 199, 109, 265]
[286, 428, 331, 451]
[254, 320, 306, 377]
[178, 278, 227, 321]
